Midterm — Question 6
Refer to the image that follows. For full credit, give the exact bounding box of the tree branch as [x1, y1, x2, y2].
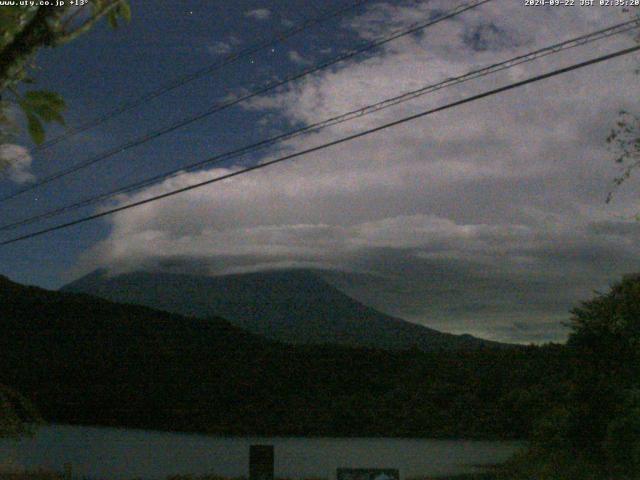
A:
[0, 6, 67, 93]
[60, 4, 89, 31]
[55, 0, 125, 45]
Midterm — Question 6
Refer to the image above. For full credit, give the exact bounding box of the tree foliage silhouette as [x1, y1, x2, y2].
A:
[0, 1, 131, 171]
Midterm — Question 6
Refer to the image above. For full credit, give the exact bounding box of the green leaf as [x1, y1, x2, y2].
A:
[26, 112, 45, 144]
[34, 105, 65, 125]
[23, 90, 65, 110]
[107, 10, 119, 28]
[20, 91, 66, 126]
[117, 1, 131, 22]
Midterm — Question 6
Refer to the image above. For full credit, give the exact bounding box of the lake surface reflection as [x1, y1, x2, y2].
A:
[0, 425, 524, 480]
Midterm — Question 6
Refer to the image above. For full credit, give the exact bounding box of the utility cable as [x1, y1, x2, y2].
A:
[0, 0, 492, 203]
[1, 43, 638, 247]
[34, 0, 375, 152]
[1, 19, 636, 232]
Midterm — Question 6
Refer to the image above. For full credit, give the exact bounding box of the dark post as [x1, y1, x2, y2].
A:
[63, 463, 72, 480]
[249, 445, 274, 480]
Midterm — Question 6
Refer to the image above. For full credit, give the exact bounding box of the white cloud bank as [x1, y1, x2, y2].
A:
[0, 144, 35, 184]
[207, 35, 242, 56]
[78, 2, 640, 342]
[245, 8, 271, 21]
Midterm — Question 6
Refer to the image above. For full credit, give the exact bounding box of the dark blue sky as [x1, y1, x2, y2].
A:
[0, 0, 368, 288]
[1, 1, 638, 343]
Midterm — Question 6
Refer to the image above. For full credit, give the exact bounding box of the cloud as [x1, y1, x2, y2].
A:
[77, 2, 640, 343]
[208, 41, 233, 56]
[288, 50, 311, 66]
[245, 8, 271, 21]
[0, 144, 35, 184]
[206, 35, 241, 56]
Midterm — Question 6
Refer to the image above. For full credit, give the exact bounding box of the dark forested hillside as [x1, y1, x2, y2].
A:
[62, 269, 506, 351]
[1, 275, 567, 438]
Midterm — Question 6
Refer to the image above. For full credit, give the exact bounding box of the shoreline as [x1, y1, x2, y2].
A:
[20, 423, 527, 443]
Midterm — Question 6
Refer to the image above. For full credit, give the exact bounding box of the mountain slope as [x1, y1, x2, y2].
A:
[0, 274, 274, 432]
[0, 274, 564, 438]
[62, 269, 503, 350]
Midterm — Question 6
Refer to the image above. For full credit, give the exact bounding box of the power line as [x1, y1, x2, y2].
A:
[34, 0, 374, 152]
[2, 43, 638, 247]
[0, 0, 492, 204]
[4, 0, 490, 201]
[1, 19, 636, 232]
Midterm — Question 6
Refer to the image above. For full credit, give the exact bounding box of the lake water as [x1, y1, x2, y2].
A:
[0, 425, 524, 480]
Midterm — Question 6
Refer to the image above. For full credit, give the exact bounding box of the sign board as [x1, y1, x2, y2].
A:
[337, 468, 400, 480]
[249, 445, 274, 480]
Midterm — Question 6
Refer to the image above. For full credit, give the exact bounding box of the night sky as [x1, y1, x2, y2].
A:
[1, 0, 639, 343]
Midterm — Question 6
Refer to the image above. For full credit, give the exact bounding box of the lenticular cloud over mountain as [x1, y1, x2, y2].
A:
[75, 2, 640, 343]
